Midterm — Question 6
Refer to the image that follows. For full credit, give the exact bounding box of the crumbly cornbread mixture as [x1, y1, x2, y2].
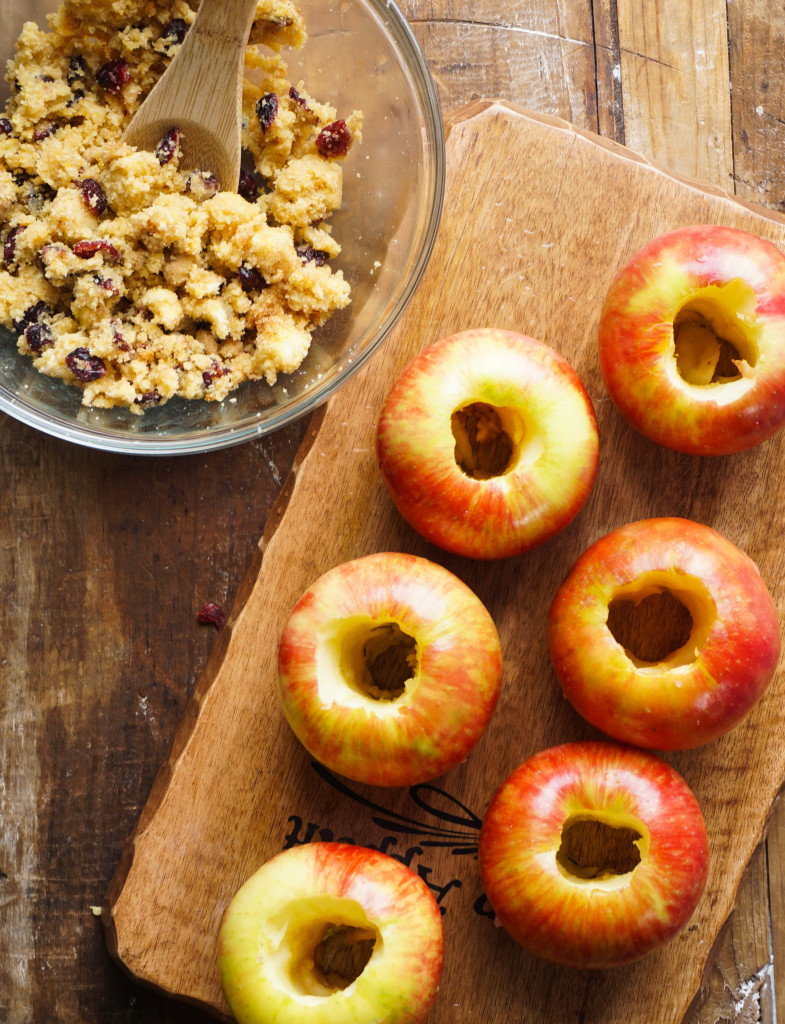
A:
[0, 0, 361, 411]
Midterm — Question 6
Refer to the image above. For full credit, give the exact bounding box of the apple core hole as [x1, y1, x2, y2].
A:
[557, 817, 642, 881]
[451, 401, 517, 478]
[607, 588, 694, 664]
[673, 284, 759, 387]
[311, 923, 377, 991]
[342, 621, 417, 701]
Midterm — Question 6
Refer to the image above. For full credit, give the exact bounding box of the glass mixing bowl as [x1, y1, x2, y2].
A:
[0, 0, 444, 454]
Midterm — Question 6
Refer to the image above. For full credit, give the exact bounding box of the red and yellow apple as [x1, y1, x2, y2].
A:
[277, 551, 503, 786]
[598, 224, 785, 455]
[219, 841, 444, 1024]
[478, 740, 710, 969]
[375, 328, 599, 559]
[547, 517, 780, 749]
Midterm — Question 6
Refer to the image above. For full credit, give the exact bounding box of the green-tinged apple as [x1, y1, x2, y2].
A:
[598, 224, 785, 455]
[375, 328, 599, 559]
[548, 517, 780, 749]
[277, 551, 503, 786]
[219, 842, 444, 1024]
[478, 741, 710, 969]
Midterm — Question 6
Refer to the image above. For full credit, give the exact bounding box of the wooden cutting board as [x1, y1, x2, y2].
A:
[103, 102, 785, 1023]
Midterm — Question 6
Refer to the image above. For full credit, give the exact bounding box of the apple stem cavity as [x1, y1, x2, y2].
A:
[312, 923, 377, 991]
[335, 620, 418, 702]
[604, 571, 715, 669]
[556, 816, 645, 886]
[673, 282, 759, 388]
[451, 401, 517, 479]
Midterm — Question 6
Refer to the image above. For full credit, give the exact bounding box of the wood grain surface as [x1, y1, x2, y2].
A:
[2, 2, 785, 1023]
[101, 101, 785, 1024]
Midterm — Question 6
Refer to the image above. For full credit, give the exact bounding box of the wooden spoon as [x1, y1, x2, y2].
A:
[124, 0, 259, 192]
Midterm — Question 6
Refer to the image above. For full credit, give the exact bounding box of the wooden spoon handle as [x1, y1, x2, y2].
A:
[124, 0, 259, 190]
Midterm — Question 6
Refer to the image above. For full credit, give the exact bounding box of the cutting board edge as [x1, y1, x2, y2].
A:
[446, 99, 785, 230]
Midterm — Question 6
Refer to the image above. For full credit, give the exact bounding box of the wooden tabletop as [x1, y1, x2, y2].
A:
[1, 2, 783, 1023]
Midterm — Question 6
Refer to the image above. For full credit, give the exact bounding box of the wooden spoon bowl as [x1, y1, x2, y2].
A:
[124, 0, 259, 191]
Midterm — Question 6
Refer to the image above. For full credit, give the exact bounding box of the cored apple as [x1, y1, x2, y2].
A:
[548, 517, 780, 749]
[598, 224, 785, 455]
[478, 740, 710, 969]
[277, 551, 503, 786]
[375, 328, 599, 559]
[219, 841, 444, 1024]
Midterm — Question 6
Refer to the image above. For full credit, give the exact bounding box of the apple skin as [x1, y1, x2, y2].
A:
[478, 741, 710, 969]
[277, 551, 503, 787]
[218, 841, 444, 1024]
[375, 328, 599, 560]
[547, 517, 781, 750]
[598, 224, 785, 455]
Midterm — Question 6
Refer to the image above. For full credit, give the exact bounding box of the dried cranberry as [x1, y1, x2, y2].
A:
[68, 55, 87, 85]
[295, 245, 329, 266]
[185, 171, 220, 197]
[134, 390, 161, 405]
[237, 263, 264, 292]
[155, 127, 180, 165]
[202, 360, 226, 387]
[12, 300, 49, 334]
[65, 347, 106, 382]
[76, 178, 107, 216]
[3, 225, 23, 267]
[24, 322, 54, 353]
[73, 239, 121, 264]
[289, 86, 308, 109]
[0, 118, 11, 136]
[315, 120, 351, 158]
[111, 320, 130, 350]
[238, 169, 259, 202]
[33, 122, 58, 142]
[255, 93, 278, 132]
[197, 601, 225, 628]
[162, 18, 188, 45]
[96, 59, 131, 94]
[94, 274, 119, 296]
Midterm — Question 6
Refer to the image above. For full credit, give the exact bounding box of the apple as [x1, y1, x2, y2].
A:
[375, 328, 599, 559]
[598, 224, 785, 455]
[218, 841, 444, 1024]
[277, 551, 503, 786]
[547, 517, 780, 749]
[478, 740, 710, 969]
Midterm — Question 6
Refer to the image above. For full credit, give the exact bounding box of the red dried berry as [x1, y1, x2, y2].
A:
[24, 322, 54, 353]
[96, 59, 131, 94]
[237, 263, 264, 292]
[162, 18, 188, 45]
[77, 178, 108, 216]
[65, 347, 106, 382]
[256, 93, 278, 132]
[185, 171, 220, 197]
[238, 169, 259, 202]
[94, 274, 120, 296]
[111, 320, 130, 350]
[197, 601, 225, 628]
[202, 360, 226, 387]
[12, 300, 49, 334]
[3, 225, 23, 267]
[73, 239, 122, 264]
[289, 86, 308, 110]
[0, 118, 12, 136]
[134, 390, 161, 405]
[33, 122, 58, 142]
[155, 127, 180, 165]
[295, 245, 329, 266]
[315, 119, 351, 158]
